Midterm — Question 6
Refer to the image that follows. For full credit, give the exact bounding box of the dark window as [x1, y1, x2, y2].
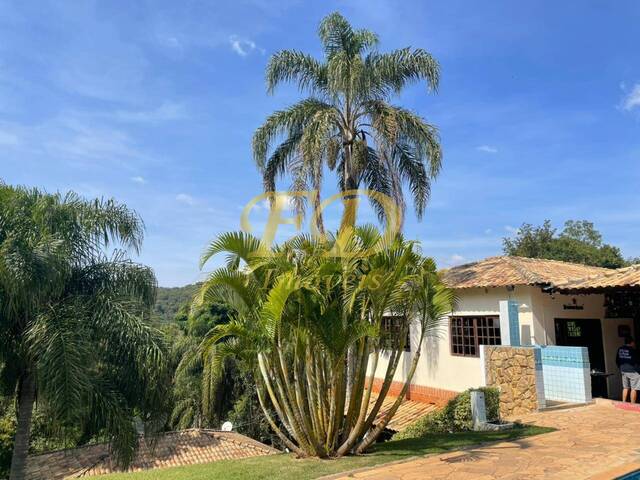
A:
[381, 315, 410, 352]
[450, 316, 501, 357]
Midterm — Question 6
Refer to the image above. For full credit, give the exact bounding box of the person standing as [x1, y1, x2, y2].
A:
[617, 336, 640, 403]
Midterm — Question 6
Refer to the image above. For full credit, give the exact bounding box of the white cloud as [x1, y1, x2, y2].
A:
[504, 225, 518, 234]
[0, 111, 158, 173]
[621, 84, 640, 111]
[131, 176, 147, 184]
[250, 195, 296, 212]
[163, 36, 181, 49]
[44, 118, 147, 165]
[476, 145, 498, 154]
[228, 35, 263, 57]
[113, 102, 188, 123]
[0, 130, 19, 146]
[176, 193, 196, 206]
[484, 228, 493, 235]
[53, 44, 148, 103]
[438, 253, 468, 268]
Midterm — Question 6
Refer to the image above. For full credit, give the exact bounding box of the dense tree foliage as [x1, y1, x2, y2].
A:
[163, 297, 274, 446]
[168, 302, 236, 430]
[153, 284, 200, 323]
[195, 227, 455, 457]
[0, 184, 168, 479]
[503, 220, 629, 268]
[254, 12, 442, 230]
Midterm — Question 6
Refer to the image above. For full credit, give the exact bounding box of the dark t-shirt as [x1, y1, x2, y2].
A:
[616, 345, 639, 373]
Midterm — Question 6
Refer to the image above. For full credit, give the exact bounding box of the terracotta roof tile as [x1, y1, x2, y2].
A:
[555, 264, 640, 291]
[441, 256, 610, 289]
[25, 430, 278, 480]
[366, 392, 438, 432]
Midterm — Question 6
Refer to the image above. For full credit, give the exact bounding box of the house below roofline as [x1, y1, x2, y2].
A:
[369, 256, 640, 413]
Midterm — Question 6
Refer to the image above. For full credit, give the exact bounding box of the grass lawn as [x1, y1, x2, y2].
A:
[101, 425, 554, 480]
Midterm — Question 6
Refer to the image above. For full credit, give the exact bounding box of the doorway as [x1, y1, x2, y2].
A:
[554, 318, 607, 398]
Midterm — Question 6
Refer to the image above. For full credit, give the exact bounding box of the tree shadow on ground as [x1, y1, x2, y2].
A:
[370, 425, 555, 458]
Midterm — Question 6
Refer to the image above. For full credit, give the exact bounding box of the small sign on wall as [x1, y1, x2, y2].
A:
[618, 325, 631, 338]
[563, 298, 584, 310]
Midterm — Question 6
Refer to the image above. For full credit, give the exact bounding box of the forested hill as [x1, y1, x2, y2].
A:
[154, 283, 200, 322]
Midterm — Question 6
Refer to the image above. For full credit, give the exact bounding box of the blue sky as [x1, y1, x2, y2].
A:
[1, 0, 640, 286]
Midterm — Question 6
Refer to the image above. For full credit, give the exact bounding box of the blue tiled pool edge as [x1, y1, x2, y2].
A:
[536, 345, 592, 404]
[618, 470, 640, 480]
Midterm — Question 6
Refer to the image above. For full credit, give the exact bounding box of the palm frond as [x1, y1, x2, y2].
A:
[200, 231, 262, 270]
[367, 48, 440, 94]
[266, 50, 328, 95]
[253, 99, 334, 168]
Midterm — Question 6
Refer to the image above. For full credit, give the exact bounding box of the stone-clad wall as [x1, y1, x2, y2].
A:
[483, 346, 543, 417]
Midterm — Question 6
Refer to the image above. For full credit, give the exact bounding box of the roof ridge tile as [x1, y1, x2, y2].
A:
[442, 255, 613, 289]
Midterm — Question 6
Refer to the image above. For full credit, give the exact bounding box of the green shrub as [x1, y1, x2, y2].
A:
[0, 409, 15, 479]
[393, 387, 500, 440]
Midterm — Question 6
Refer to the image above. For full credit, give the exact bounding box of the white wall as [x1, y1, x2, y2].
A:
[529, 289, 608, 345]
[370, 285, 534, 393]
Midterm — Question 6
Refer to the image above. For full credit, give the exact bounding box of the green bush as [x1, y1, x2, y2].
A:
[0, 407, 16, 479]
[393, 387, 500, 440]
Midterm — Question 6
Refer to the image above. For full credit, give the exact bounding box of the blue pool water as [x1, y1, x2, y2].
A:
[619, 470, 640, 479]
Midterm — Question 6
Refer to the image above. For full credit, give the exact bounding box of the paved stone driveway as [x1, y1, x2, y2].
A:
[333, 401, 640, 480]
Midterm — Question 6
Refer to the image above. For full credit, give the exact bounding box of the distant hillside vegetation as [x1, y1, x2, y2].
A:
[154, 283, 200, 322]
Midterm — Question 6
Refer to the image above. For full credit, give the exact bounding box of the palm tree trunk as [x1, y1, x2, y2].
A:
[358, 325, 409, 435]
[256, 383, 306, 457]
[344, 345, 355, 414]
[339, 136, 359, 233]
[339, 180, 359, 233]
[312, 170, 325, 236]
[336, 342, 373, 457]
[355, 329, 425, 453]
[10, 373, 35, 480]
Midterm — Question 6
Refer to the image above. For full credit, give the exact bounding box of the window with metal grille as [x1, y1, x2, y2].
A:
[381, 315, 410, 352]
[450, 316, 501, 357]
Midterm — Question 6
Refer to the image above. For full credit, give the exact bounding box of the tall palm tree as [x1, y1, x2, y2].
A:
[0, 184, 168, 480]
[253, 12, 442, 232]
[194, 227, 455, 457]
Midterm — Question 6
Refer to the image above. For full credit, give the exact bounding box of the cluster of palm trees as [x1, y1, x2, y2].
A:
[195, 228, 454, 457]
[2, 11, 448, 477]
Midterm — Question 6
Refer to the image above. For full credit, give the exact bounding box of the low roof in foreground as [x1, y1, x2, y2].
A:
[366, 392, 438, 432]
[26, 429, 278, 480]
[441, 256, 611, 289]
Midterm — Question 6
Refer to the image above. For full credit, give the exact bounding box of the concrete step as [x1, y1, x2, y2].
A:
[540, 400, 592, 412]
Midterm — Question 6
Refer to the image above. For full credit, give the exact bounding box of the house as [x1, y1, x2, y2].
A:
[370, 256, 640, 410]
